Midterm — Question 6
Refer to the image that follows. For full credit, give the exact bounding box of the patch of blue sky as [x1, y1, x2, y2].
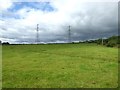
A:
[8, 2, 54, 12]
[1, 10, 21, 19]
[2, 2, 55, 19]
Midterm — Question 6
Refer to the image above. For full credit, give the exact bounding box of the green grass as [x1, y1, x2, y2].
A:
[2, 43, 118, 88]
[0, 45, 2, 89]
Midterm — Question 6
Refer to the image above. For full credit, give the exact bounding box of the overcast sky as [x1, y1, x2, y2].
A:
[0, 0, 118, 44]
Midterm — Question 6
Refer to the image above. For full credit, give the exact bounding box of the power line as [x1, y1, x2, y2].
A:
[36, 24, 39, 44]
[68, 25, 71, 43]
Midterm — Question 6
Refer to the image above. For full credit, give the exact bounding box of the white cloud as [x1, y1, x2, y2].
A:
[0, 0, 13, 11]
[0, 0, 118, 43]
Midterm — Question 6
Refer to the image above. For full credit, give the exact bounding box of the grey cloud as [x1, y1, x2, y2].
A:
[0, 2, 118, 44]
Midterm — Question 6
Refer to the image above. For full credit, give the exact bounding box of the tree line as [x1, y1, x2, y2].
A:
[81, 36, 120, 48]
[0, 35, 119, 47]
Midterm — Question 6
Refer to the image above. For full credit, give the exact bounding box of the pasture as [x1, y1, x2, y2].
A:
[2, 43, 118, 88]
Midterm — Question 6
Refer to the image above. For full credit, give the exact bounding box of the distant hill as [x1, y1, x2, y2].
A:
[82, 36, 120, 48]
[103, 36, 120, 47]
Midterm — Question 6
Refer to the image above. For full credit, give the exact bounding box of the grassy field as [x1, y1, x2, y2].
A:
[2, 43, 118, 88]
